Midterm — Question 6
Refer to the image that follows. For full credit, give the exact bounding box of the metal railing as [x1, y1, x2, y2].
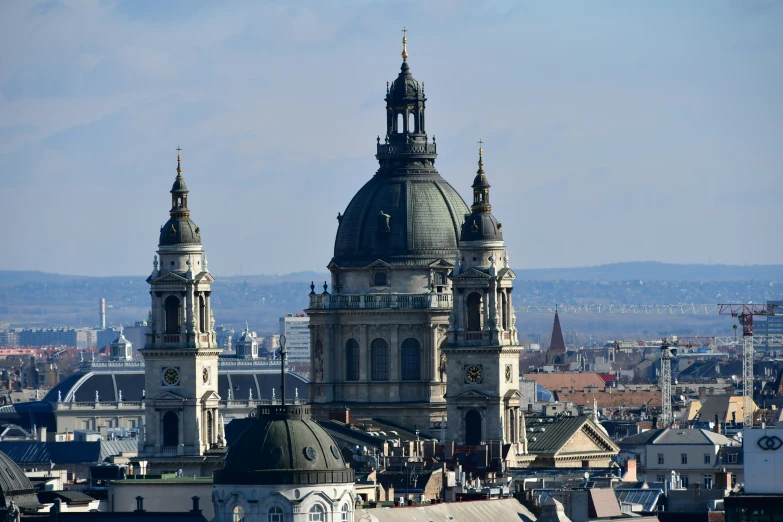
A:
[309, 292, 452, 310]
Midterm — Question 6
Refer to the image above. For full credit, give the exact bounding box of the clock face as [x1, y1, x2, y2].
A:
[202, 367, 210, 384]
[163, 367, 180, 386]
[505, 365, 512, 383]
[465, 365, 482, 383]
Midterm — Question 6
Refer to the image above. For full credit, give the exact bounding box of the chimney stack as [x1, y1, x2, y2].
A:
[715, 415, 721, 434]
[99, 298, 106, 330]
[135, 496, 145, 513]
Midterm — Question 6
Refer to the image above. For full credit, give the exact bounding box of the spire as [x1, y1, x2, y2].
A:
[471, 139, 492, 213]
[169, 146, 190, 217]
[549, 310, 566, 353]
[401, 27, 408, 62]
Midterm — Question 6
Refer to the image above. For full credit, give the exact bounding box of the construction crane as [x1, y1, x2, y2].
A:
[659, 338, 675, 427]
[717, 304, 780, 427]
[517, 302, 781, 428]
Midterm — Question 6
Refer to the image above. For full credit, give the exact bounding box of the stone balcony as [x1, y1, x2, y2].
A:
[308, 292, 452, 311]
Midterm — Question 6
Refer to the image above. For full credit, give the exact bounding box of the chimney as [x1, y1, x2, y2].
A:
[622, 459, 637, 482]
[328, 407, 350, 424]
[191, 496, 201, 513]
[135, 496, 145, 513]
[715, 468, 732, 489]
[39, 426, 47, 442]
[99, 298, 106, 330]
[444, 441, 454, 460]
[528, 403, 533, 414]
[715, 415, 721, 434]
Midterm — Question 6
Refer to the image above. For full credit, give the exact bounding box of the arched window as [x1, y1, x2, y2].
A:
[500, 291, 508, 330]
[466, 292, 483, 331]
[206, 410, 213, 445]
[371, 339, 389, 381]
[341, 503, 350, 522]
[401, 338, 420, 381]
[346, 339, 360, 381]
[199, 295, 206, 333]
[374, 272, 387, 286]
[162, 411, 178, 447]
[408, 112, 415, 133]
[396, 113, 403, 134]
[232, 505, 244, 522]
[465, 410, 482, 445]
[267, 506, 283, 522]
[308, 505, 325, 522]
[164, 295, 181, 334]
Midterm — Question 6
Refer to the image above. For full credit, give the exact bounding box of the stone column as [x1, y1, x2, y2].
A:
[483, 289, 490, 331]
[180, 291, 188, 335]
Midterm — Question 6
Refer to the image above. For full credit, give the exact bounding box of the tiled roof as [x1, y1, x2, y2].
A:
[554, 389, 661, 409]
[526, 416, 619, 455]
[0, 440, 137, 465]
[618, 429, 664, 446]
[522, 372, 606, 391]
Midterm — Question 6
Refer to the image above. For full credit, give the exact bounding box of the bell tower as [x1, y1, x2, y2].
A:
[444, 143, 525, 456]
[140, 148, 221, 457]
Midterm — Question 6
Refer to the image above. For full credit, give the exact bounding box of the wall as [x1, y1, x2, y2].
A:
[743, 426, 783, 494]
[109, 481, 215, 520]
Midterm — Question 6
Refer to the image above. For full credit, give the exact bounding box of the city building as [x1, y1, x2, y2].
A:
[279, 314, 310, 361]
[757, 300, 783, 355]
[16, 328, 97, 348]
[306, 37, 470, 433]
[234, 325, 258, 359]
[619, 427, 743, 487]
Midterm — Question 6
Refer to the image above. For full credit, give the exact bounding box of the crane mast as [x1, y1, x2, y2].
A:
[659, 338, 673, 427]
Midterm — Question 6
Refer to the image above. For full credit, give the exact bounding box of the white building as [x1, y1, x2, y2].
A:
[279, 314, 310, 361]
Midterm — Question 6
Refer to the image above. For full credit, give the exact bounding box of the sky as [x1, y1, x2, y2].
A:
[0, 0, 781, 277]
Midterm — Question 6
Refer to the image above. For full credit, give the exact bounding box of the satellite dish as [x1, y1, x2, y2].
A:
[584, 472, 590, 480]
[680, 395, 686, 402]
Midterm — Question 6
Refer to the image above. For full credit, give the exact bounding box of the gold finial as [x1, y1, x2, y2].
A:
[401, 27, 408, 61]
[478, 139, 484, 169]
[176, 146, 182, 174]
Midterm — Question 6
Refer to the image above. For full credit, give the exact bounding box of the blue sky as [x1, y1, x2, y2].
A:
[0, 0, 781, 276]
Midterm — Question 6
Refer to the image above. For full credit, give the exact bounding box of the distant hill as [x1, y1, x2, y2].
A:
[512, 262, 783, 282]
[1, 262, 780, 286]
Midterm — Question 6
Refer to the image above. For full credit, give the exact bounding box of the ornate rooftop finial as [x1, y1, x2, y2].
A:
[478, 139, 484, 170]
[176, 146, 182, 174]
[401, 27, 408, 61]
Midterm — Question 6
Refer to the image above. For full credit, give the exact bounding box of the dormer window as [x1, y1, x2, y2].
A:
[374, 272, 388, 286]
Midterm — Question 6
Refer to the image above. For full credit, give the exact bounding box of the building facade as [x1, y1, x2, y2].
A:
[306, 35, 470, 433]
[279, 314, 310, 361]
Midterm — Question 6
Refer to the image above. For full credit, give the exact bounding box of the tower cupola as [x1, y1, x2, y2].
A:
[158, 148, 201, 248]
[460, 142, 503, 244]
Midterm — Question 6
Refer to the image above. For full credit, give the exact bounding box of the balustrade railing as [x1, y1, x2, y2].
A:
[309, 292, 452, 310]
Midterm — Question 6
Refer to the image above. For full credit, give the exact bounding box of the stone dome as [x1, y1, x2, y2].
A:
[333, 173, 469, 267]
[215, 404, 353, 486]
[159, 216, 201, 247]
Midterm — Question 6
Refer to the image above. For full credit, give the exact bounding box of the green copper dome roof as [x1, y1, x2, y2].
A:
[158, 152, 202, 248]
[215, 404, 353, 486]
[333, 172, 469, 267]
[333, 56, 470, 268]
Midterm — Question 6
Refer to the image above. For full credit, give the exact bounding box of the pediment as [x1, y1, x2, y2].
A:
[452, 390, 492, 400]
[504, 389, 522, 399]
[497, 267, 516, 280]
[429, 259, 454, 269]
[201, 390, 221, 401]
[327, 259, 340, 271]
[195, 272, 215, 283]
[150, 272, 188, 284]
[149, 391, 188, 402]
[453, 267, 491, 280]
[366, 259, 392, 269]
[554, 419, 619, 456]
